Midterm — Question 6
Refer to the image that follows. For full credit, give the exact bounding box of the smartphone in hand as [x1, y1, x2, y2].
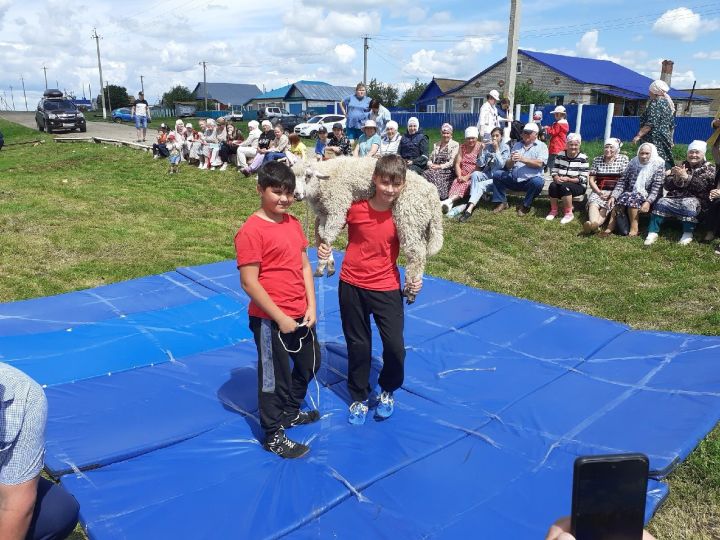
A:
[571, 453, 649, 540]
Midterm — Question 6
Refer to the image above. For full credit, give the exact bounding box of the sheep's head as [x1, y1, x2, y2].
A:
[299, 167, 329, 202]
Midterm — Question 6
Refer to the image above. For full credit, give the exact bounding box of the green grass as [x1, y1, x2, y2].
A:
[1, 118, 718, 539]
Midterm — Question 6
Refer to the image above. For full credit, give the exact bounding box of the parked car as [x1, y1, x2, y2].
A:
[220, 111, 244, 122]
[294, 114, 346, 138]
[35, 89, 87, 134]
[256, 107, 302, 131]
[111, 108, 133, 122]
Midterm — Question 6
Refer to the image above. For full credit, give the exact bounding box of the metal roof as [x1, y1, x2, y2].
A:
[192, 83, 262, 106]
[249, 80, 355, 102]
[521, 50, 709, 101]
[591, 87, 647, 100]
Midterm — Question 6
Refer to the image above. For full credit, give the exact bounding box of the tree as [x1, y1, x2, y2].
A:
[96, 85, 131, 112]
[162, 85, 193, 109]
[513, 81, 550, 106]
[366, 78, 399, 108]
[397, 79, 428, 110]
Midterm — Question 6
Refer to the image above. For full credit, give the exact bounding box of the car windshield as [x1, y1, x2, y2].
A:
[44, 100, 76, 111]
[307, 116, 322, 124]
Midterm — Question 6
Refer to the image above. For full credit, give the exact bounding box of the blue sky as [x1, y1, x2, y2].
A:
[0, 0, 718, 108]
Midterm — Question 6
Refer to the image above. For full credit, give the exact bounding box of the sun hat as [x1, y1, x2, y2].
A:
[550, 105, 566, 115]
[464, 126, 479, 138]
[363, 119, 377, 129]
[523, 122, 539, 133]
[487, 89, 500, 100]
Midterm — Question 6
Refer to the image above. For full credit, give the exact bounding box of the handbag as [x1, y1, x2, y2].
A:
[614, 208, 630, 236]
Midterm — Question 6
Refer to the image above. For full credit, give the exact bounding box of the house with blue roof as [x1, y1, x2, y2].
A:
[191, 83, 261, 110]
[244, 80, 356, 114]
[415, 77, 466, 112]
[426, 50, 710, 117]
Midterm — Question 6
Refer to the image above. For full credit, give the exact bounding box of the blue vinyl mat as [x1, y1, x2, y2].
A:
[3, 250, 719, 538]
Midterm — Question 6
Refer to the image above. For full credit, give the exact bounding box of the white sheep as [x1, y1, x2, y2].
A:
[295, 156, 444, 304]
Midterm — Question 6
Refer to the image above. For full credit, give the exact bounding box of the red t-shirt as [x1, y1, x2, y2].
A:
[234, 213, 309, 319]
[340, 200, 400, 291]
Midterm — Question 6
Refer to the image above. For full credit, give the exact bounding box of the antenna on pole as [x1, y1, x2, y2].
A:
[42, 66, 48, 89]
[363, 36, 370, 86]
[92, 27, 107, 119]
[20, 75, 28, 111]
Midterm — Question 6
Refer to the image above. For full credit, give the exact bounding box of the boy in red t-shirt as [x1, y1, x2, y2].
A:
[235, 161, 320, 459]
[318, 155, 422, 425]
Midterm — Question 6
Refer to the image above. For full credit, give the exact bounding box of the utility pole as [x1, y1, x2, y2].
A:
[92, 28, 107, 119]
[9, 86, 15, 110]
[199, 61, 207, 111]
[20, 75, 28, 111]
[42, 66, 48, 89]
[505, 0, 521, 118]
[363, 36, 370, 86]
[106, 81, 112, 113]
[140, 75, 144, 94]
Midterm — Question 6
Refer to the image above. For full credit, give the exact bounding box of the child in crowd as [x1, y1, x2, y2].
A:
[235, 161, 321, 458]
[314, 126, 329, 161]
[166, 133, 182, 174]
[285, 132, 307, 165]
[318, 155, 422, 425]
[544, 105, 569, 172]
[152, 123, 169, 158]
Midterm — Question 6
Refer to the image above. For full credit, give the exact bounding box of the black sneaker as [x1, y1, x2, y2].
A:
[457, 210, 473, 223]
[263, 429, 309, 459]
[281, 409, 321, 429]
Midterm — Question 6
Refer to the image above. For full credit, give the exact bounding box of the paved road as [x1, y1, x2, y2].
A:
[0, 111, 150, 145]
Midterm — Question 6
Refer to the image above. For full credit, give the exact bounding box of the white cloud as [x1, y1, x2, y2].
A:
[576, 30, 604, 57]
[407, 7, 427, 24]
[334, 44, 356, 64]
[694, 51, 720, 60]
[652, 7, 720, 42]
[405, 35, 496, 78]
[323, 11, 381, 36]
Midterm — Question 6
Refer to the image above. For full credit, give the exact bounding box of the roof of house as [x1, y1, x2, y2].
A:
[247, 80, 355, 102]
[192, 83, 262, 106]
[434, 78, 466, 93]
[445, 50, 709, 102]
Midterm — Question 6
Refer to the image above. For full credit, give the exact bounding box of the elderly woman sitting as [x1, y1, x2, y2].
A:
[583, 138, 629, 234]
[377, 120, 401, 156]
[644, 140, 716, 246]
[545, 132, 589, 224]
[399, 117, 429, 174]
[353, 119, 381, 157]
[600, 142, 665, 237]
[440, 126, 483, 215]
[235, 120, 261, 170]
[457, 127, 510, 222]
[422, 123, 459, 200]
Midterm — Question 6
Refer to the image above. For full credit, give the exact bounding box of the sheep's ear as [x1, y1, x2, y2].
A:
[316, 173, 330, 180]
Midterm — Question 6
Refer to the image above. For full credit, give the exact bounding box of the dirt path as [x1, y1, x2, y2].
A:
[1, 111, 152, 146]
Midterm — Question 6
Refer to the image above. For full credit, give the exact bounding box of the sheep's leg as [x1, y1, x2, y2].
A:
[326, 252, 335, 277]
[402, 249, 426, 305]
[314, 215, 328, 277]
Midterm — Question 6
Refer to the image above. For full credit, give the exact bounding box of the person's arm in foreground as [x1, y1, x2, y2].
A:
[545, 516, 656, 540]
[300, 250, 317, 328]
[0, 478, 38, 540]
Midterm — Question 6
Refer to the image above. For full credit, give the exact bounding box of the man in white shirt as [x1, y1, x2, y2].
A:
[131, 91, 151, 143]
[476, 89, 500, 142]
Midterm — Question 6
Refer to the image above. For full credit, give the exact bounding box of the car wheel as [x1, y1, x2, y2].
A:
[113, 117, 120, 123]
[37, 121, 44, 132]
[310, 130, 317, 139]
[80, 125, 87, 133]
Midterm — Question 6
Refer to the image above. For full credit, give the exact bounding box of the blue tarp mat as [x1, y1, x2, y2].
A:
[2, 252, 718, 538]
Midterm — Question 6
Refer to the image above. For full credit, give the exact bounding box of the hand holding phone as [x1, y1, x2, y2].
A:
[571, 453, 649, 540]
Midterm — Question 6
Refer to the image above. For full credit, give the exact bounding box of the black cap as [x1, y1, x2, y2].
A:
[317, 126, 328, 133]
[332, 122, 343, 130]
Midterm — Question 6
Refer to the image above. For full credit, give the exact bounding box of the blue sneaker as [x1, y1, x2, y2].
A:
[348, 401, 369, 425]
[374, 391, 394, 420]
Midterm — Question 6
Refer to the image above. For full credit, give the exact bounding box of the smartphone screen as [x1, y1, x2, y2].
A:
[571, 453, 649, 540]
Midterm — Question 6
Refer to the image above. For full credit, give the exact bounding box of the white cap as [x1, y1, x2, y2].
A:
[550, 105, 566, 115]
[261, 120, 272, 128]
[363, 119, 377, 129]
[523, 122, 539, 133]
[487, 89, 500, 101]
[464, 126, 479, 139]
[688, 140, 707, 154]
[248, 120, 259, 129]
[185, 122, 193, 128]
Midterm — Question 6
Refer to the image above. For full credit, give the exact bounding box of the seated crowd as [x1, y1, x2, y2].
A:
[150, 80, 719, 255]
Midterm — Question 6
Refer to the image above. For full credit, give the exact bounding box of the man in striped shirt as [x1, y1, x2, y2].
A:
[545, 132, 589, 224]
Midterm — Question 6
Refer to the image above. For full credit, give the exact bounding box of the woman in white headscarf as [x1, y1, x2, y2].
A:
[583, 138, 630, 234]
[644, 140, 716, 245]
[600, 142, 665, 237]
[632, 80, 675, 169]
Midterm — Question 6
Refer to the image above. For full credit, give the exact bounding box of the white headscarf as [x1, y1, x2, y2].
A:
[649, 80, 675, 113]
[408, 117, 419, 128]
[633, 143, 664, 197]
[688, 140, 707, 154]
[604, 137, 621, 152]
[567, 132, 582, 144]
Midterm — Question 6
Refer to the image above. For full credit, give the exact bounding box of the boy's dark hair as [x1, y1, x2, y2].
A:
[499, 98, 510, 107]
[369, 98, 381, 109]
[373, 154, 406, 184]
[257, 161, 296, 192]
[490, 127, 503, 137]
[288, 132, 300, 145]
